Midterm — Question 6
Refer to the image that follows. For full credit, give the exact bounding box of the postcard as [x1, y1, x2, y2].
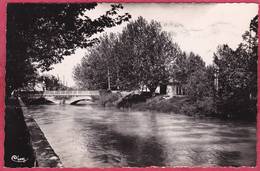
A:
[1, 0, 258, 169]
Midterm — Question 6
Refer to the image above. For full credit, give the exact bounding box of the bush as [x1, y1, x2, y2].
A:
[132, 96, 187, 113]
[117, 93, 147, 108]
[99, 90, 122, 107]
[180, 97, 215, 116]
[121, 93, 216, 117]
[180, 103, 197, 116]
[91, 95, 100, 101]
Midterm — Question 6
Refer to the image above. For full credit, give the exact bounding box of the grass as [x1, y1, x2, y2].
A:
[131, 95, 217, 118]
[132, 96, 188, 113]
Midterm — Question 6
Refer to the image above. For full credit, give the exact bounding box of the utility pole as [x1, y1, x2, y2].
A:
[107, 68, 111, 91]
[116, 69, 120, 90]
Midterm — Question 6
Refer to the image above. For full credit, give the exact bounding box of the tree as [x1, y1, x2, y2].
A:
[119, 17, 181, 93]
[73, 17, 181, 93]
[186, 52, 205, 75]
[37, 74, 67, 90]
[214, 45, 251, 117]
[213, 15, 258, 119]
[6, 3, 131, 95]
[73, 33, 119, 90]
[184, 66, 214, 101]
[170, 51, 208, 96]
[170, 52, 188, 85]
[241, 15, 258, 100]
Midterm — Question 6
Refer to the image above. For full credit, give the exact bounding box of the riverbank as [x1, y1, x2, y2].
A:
[116, 94, 256, 121]
[19, 90, 256, 121]
[5, 97, 63, 167]
[5, 97, 36, 167]
[132, 95, 187, 113]
[100, 91, 213, 117]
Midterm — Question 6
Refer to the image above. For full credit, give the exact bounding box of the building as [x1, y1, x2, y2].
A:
[155, 79, 185, 97]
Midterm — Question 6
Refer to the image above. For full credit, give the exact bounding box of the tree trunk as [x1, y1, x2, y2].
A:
[6, 86, 14, 97]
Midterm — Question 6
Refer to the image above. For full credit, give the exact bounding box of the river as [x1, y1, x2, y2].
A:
[27, 104, 256, 167]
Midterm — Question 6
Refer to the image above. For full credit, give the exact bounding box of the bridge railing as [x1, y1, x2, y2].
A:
[43, 90, 99, 96]
[18, 90, 132, 97]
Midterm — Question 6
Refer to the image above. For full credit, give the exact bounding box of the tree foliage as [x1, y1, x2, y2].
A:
[213, 15, 258, 118]
[37, 74, 68, 90]
[170, 51, 214, 99]
[184, 66, 214, 101]
[6, 3, 131, 95]
[74, 17, 181, 92]
[178, 15, 258, 118]
[119, 17, 181, 92]
[73, 14, 258, 120]
[73, 34, 120, 89]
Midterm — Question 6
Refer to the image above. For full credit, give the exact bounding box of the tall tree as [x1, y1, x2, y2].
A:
[213, 15, 258, 118]
[73, 34, 119, 90]
[170, 52, 188, 85]
[6, 3, 131, 95]
[241, 15, 258, 100]
[73, 17, 181, 92]
[118, 17, 181, 92]
[170, 51, 208, 95]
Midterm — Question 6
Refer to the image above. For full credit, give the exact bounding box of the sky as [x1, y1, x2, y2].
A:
[46, 3, 258, 87]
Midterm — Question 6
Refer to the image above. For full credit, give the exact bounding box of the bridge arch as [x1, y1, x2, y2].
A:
[43, 96, 94, 105]
[70, 98, 93, 105]
[43, 90, 99, 104]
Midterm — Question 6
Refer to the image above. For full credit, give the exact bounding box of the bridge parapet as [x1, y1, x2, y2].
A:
[43, 90, 99, 96]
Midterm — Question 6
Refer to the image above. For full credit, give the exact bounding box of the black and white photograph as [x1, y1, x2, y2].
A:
[4, 2, 258, 168]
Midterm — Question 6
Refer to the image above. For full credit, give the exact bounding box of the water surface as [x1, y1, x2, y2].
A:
[27, 105, 256, 167]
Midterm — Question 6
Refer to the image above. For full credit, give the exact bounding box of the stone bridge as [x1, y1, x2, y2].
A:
[19, 90, 100, 105]
[19, 90, 135, 105]
[43, 90, 100, 104]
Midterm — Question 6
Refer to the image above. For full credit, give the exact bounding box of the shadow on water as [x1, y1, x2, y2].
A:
[215, 151, 242, 167]
[85, 123, 166, 167]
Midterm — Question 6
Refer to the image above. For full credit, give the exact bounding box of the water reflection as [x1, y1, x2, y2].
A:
[27, 105, 256, 167]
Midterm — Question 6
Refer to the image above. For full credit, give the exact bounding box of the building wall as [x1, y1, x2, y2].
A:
[140, 84, 185, 96]
[166, 84, 185, 97]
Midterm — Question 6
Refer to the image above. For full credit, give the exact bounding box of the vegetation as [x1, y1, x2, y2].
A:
[7, 2, 257, 120]
[132, 96, 187, 113]
[99, 90, 122, 107]
[73, 17, 181, 93]
[74, 15, 258, 120]
[37, 74, 69, 90]
[6, 3, 131, 96]
[213, 15, 258, 119]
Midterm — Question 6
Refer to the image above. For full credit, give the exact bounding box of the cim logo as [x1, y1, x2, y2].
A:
[11, 155, 28, 163]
